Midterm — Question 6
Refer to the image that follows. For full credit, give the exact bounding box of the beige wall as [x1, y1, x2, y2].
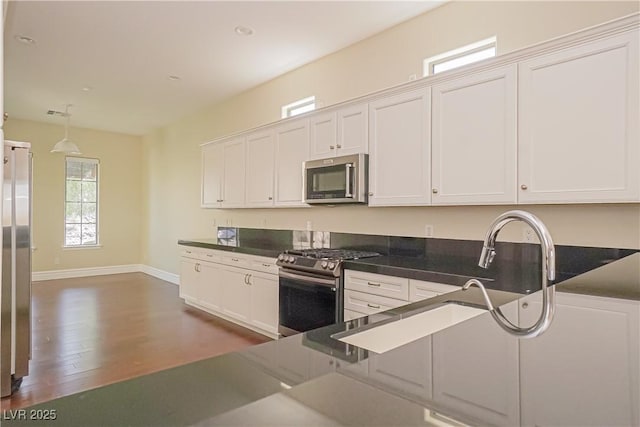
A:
[4, 118, 143, 272]
[141, 1, 640, 274]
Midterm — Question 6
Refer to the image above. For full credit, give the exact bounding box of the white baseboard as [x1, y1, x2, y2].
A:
[139, 265, 179, 285]
[32, 264, 180, 285]
[32, 264, 140, 281]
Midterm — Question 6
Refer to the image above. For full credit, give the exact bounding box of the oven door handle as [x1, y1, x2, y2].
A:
[279, 269, 337, 287]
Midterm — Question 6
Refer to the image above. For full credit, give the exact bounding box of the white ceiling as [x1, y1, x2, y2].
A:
[4, 1, 443, 136]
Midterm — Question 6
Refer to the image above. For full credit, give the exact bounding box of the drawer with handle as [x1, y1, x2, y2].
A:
[344, 270, 409, 301]
[409, 280, 459, 303]
[344, 289, 408, 316]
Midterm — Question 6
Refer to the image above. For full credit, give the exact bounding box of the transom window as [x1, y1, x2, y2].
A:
[64, 157, 99, 247]
[424, 37, 497, 76]
[281, 96, 316, 118]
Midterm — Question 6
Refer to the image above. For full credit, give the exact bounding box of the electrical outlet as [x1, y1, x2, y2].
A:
[226, 218, 232, 226]
[424, 225, 434, 237]
[306, 220, 312, 231]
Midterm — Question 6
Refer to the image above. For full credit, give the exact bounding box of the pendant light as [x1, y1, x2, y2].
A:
[51, 104, 81, 154]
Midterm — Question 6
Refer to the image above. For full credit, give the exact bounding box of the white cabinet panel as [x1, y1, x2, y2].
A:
[245, 130, 275, 207]
[248, 271, 279, 335]
[344, 309, 366, 321]
[309, 104, 368, 160]
[222, 138, 246, 208]
[344, 270, 409, 301]
[220, 265, 251, 323]
[201, 142, 224, 207]
[409, 280, 458, 302]
[344, 289, 407, 315]
[518, 31, 639, 203]
[432, 65, 517, 204]
[520, 292, 640, 427]
[369, 88, 431, 206]
[309, 111, 337, 160]
[179, 258, 200, 302]
[197, 262, 223, 312]
[368, 338, 432, 401]
[432, 302, 520, 426]
[275, 119, 308, 206]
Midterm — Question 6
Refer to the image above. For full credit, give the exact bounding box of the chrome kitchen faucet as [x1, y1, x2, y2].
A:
[463, 210, 556, 338]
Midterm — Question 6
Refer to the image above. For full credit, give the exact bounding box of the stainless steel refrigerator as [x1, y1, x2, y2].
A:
[1, 139, 32, 397]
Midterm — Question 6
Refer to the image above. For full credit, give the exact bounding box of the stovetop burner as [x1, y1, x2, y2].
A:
[285, 248, 380, 260]
[277, 248, 380, 277]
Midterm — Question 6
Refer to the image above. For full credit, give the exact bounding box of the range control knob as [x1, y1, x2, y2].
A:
[328, 261, 336, 270]
[321, 261, 329, 269]
[278, 254, 285, 261]
[287, 256, 295, 263]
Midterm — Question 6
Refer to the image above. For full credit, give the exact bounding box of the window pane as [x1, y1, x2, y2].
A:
[82, 203, 97, 223]
[82, 181, 97, 202]
[66, 161, 82, 180]
[66, 180, 82, 202]
[81, 224, 97, 245]
[82, 163, 97, 181]
[65, 202, 82, 223]
[289, 102, 315, 117]
[65, 224, 81, 246]
[433, 47, 496, 74]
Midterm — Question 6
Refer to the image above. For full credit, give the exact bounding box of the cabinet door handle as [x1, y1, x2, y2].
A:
[520, 184, 528, 190]
[262, 263, 271, 267]
[432, 188, 438, 194]
[522, 302, 529, 309]
[329, 145, 335, 150]
[367, 303, 380, 309]
[243, 274, 248, 284]
[367, 282, 380, 287]
[368, 192, 373, 197]
[206, 254, 213, 258]
[195, 263, 201, 272]
[247, 274, 252, 285]
[186, 250, 192, 254]
[268, 197, 273, 200]
[231, 258, 240, 262]
[336, 144, 342, 149]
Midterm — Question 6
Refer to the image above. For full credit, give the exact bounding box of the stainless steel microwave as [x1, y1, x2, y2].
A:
[303, 153, 368, 204]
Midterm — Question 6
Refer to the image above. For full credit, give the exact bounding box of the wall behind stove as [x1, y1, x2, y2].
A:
[142, 1, 640, 275]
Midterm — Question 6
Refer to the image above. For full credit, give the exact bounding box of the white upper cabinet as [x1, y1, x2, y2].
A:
[221, 137, 246, 208]
[432, 65, 517, 205]
[368, 88, 431, 206]
[309, 103, 369, 160]
[275, 119, 309, 207]
[518, 30, 639, 203]
[201, 142, 224, 208]
[245, 130, 275, 207]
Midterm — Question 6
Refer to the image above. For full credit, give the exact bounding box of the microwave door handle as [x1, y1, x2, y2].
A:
[345, 163, 354, 198]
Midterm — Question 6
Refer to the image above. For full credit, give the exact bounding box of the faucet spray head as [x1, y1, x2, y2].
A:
[478, 246, 495, 269]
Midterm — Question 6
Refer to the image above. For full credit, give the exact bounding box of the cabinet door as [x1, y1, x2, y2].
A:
[368, 338, 432, 401]
[179, 258, 200, 302]
[337, 103, 368, 156]
[248, 272, 279, 335]
[518, 31, 639, 203]
[432, 65, 517, 205]
[201, 142, 223, 207]
[432, 302, 520, 426]
[409, 280, 458, 302]
[275, 119, 309, 206]
[369, 88, 431, 206]
[309, 111, 337, 160]
[520, 292, 639, 427]
[222, 138, 246, 208]
[245, 130, 275, 207]
[220, 266, 251, 323]
[197, 262, 223, 313]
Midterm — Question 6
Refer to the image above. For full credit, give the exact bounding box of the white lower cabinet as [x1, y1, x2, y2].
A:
[178, 246, 279, 338]
[432, 301, 520, 427]
[519, 292, 639, 427]
[248, 271, 279, 335]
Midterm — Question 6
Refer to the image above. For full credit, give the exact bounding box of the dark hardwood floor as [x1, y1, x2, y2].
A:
[0, 272, 270, 410]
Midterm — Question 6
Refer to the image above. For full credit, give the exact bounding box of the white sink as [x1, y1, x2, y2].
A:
[338, 304, 486, 354]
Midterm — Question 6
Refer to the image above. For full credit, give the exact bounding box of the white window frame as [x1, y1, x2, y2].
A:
[281, 96, 316, 118]
[423, 36, 497, 76]
[63, 156, 101, 248]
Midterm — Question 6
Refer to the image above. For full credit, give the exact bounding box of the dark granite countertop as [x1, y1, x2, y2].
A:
[178, 238, 285, 258]
[5, 254, 638, 426]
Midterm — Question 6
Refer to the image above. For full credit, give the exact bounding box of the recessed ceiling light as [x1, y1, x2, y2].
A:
[168, 75, 181, 81]
[14, 35, 36, 46]
[234, 26, 254, 36]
